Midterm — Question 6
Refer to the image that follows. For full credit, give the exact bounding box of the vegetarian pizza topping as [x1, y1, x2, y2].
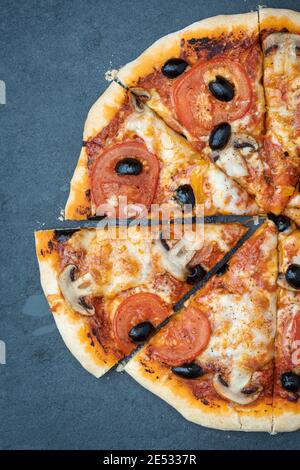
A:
[267, 214, 292, 233]
[91, 142, 160, 213]
[208, 75, 235, 102]
[285, 264, 300, 290]
[161, 58, 188, 78]
[58, 265, 95, 316]
[115, 158, 143, 176]
[154, 234, 203, 281]
[175, 184, 196, 208]
[129, 88, 151, 113]
[171, 362, 204, 379]
[150, 307, 211, 366]
[172, 58, 252, 136]
[128, 321, 155, 344]
[113, 293, 170, 355]
[281, 372, 300, 393]
[209, 122, 232, 150]
[213, 371, 262, 405]
[186, 264, 207, 285]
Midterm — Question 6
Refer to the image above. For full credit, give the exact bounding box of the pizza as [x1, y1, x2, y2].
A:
[273, 222, 300, 432]
[125, 221, 277, 432]
[65, 82, 257, 220]
[35, 222, 246, 377]
[35, 8, 300, 433]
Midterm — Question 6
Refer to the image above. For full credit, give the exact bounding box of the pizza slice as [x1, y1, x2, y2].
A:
[273, 221, 300, 432]
[260, 8, 300, 215]
[124, 220, 278, 432]
[116, 13, 284, 214]
[65, 80, 258, 220]
[35, 222, 246, 377]
[117, 12, 263, 144]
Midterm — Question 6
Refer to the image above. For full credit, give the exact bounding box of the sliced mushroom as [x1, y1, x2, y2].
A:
[213, 369, 262, 405]
[264, 33, 300, 56]
[58, 265, 95, 316]
[211, 134, 258, 179]
[232, 135, 258, 155]
[129, 88, 151, 113]
[263, 34, 300, 74]
[155, 233, 203, 281]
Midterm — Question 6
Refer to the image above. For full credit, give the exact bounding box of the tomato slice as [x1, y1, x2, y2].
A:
[113, 293, 170, 355]
[91, 142, 160, 214]
[151, 307, 211, 366]
[172, 57, 253, 137]
[283, 312, 300, 360]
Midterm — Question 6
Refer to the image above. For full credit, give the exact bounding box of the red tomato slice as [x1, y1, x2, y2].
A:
[283, 312, 300, 361]
[151, 307, 211, 366]
[91, 142, 160, 214]
[172, 57, 253, 137]
[113, 293, 170, 355]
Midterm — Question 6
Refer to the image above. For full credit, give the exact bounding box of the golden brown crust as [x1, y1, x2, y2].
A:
[65, 82, 127, 220]
[117, 12, 258, 87]
[35, 230, 117, 377]
[259, 8, 300, 35]
[125, 221, 277, 432]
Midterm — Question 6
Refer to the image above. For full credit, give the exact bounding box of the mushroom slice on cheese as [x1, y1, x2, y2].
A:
[154, 233, 203, 281]
[213, 370, 262, 405]
[58, 265, 95, 316]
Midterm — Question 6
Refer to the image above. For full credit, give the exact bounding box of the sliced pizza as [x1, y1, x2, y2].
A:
[260, 8, 300, 215]
[117, 12, 263, 144]
[273, 220, 300, 432]
[35, 222, 246, 377]
[116, 13, 285, 214]
[125, 220, 278, 432]
[65, 80, 258, 220]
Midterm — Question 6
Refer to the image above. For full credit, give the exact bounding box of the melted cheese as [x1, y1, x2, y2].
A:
[263, 33, 300, 152]
[199, 293, 276, 370]
[122, 107, 258, 214]
[204, 165, 257, 214]
[123, 107, 202, 196]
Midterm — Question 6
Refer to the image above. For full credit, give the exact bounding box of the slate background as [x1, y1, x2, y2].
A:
[1, 0, 299, 450]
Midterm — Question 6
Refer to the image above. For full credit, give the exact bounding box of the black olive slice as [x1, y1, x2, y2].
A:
[281, 372, 300, 392]
[161, 58, 188, 78]
[216, 263, 229, 276]
[159, 233, 170, 251]
[209, 123, 231, 150]
[128, 321, 155, 344]
[208, 75, 235, 102]
[186, 265, 207, 284]
[285, 264, 300, 290]
[267, 213, 291, 233]
[115, 158, 143, 176]
[175, 184, 195, 207]
[172, 363, 204, 379]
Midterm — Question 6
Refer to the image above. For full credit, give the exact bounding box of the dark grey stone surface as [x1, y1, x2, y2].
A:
[1, 0, 299, 450]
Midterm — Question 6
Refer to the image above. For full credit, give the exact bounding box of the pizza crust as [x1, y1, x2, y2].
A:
[259, 8, 300, 33]
[125, 356, 243, 431]
[65, 82, 127, 220]
[125, 357, 274, 432]
[273, 401, 300, 433]
[35, 230, 114, 378]
[117, 12, 258, 87]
